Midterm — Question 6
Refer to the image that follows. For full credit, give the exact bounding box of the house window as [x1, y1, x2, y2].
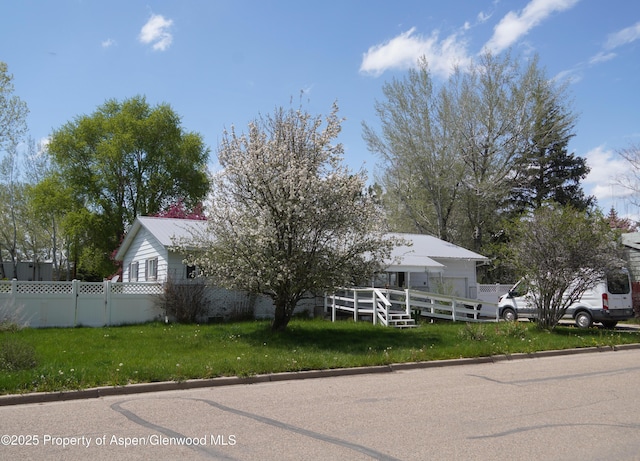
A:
[146, 258, 158, 281]
[186, 265, 197, 279]
[129, 262, 139, 282]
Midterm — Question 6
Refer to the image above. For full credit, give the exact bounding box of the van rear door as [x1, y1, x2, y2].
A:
[605, 270, 632, 311]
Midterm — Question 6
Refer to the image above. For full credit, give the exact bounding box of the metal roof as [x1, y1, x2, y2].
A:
[114, 216, 208, 260]
[622, 232, 640, 251]
[115, 220, 487, 272]
[385, 233, 487, 272]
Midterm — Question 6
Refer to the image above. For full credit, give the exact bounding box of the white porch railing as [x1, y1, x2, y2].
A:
[325, 287, 499, 327]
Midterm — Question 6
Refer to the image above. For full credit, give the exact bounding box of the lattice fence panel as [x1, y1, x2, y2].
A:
[111, 283, 163, 295]
[79, 283, 106, 295]
[16, 282, 73, 295]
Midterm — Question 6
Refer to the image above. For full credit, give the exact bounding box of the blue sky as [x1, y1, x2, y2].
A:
[2, 0, 639, 216]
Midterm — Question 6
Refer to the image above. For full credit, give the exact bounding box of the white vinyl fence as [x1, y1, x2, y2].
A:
[0, 280, 320, 328]
[0, 280, 164, 328]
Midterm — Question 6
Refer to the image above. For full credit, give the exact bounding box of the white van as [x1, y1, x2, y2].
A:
[497, 269, 634, 328]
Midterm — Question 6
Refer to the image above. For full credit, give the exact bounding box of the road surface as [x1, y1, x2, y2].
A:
[2, 348, 640, 460]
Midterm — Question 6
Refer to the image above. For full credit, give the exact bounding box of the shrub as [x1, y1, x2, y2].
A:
[155, 278, 211, 323]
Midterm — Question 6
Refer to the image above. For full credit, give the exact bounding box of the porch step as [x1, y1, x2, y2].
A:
[386, 312, 418, 328]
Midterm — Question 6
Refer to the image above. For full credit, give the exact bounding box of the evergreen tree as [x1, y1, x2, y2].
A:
[509, 80, 593, 214]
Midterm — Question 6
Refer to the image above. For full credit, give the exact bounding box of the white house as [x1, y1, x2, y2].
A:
[379, 233, 488, 299]
[114, 216, 208, 283]
[115, 218, 487, 298]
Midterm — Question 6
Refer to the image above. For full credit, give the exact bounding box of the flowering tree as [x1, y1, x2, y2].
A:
[183, 103, 396, 331]
[153, 199, 206, 220]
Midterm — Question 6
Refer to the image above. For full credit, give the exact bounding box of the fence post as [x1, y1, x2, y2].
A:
[10, 279, 17, 316]
[72, 279, 79, 327]
[104, 280, 111, 326]
[451, 299, 456, 322]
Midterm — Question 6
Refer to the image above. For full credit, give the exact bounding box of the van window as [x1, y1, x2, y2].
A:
[606, 270, 630, 294]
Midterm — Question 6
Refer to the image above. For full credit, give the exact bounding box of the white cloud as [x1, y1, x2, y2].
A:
[588, 51, 616, 65]
[604, 21, 640, 50]
[483, 0, 580, 53]
[139, 14, 174, 51]
[359, 27, 471, 79]
[101, 38, 116, 49]
[583, 145, 632, 201]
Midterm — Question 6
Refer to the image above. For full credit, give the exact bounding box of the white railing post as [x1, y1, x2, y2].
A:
[385, 292, 390, 326]
[331, 293, 336, 322]
[451, 299, 456, 321]
[353, 289, 358, 322]
[405, 288, 410, 316]
[372, 289, 377, 325]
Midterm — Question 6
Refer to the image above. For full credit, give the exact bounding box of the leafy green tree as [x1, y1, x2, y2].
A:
[509, 204, 623, 330]
[181, 103, 396, 331]
[46, 95, 210, 278]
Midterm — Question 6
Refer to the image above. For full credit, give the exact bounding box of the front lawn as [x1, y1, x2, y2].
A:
[1, 319, 639, 395]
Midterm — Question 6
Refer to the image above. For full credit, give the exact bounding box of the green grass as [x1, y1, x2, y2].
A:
[1, 318, 639, 395]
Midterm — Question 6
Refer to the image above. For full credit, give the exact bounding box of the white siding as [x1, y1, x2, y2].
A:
[434, 259, 477, 298]
[121, 228, 170, 283]
[166, 251, 190, 281]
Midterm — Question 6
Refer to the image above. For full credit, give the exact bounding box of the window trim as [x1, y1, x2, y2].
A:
[146, 258, 158, 281]
[129, 261, 139, 282]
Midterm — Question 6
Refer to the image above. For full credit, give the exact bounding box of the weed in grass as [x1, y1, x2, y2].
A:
[459, 323, 487, 341]
[0, 335, 37, 371]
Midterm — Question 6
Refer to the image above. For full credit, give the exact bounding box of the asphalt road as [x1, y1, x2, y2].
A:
[2, 348, 640, 461]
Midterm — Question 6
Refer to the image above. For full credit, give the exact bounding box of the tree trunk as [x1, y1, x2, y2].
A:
[271, 301, 293, 332]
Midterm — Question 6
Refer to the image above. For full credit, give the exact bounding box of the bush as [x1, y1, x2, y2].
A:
[0, 335, 37, 371]
[156, 278, 211, 323]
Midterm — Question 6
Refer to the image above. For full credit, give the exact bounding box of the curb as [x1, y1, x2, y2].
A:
[2, 344, 639, 407]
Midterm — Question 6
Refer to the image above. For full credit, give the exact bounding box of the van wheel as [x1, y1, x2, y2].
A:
[502, 308, 516, 322]
[601, 321, 618, 329]
[575, 311, 592, 329]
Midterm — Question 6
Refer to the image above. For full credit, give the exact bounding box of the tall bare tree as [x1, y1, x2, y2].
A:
[617, 143, 640, 210]
[364, 52, 552, 253]
[363, 57, 464, 241]
[447, 52, 541, 251]
[0, 62, 28, 279]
